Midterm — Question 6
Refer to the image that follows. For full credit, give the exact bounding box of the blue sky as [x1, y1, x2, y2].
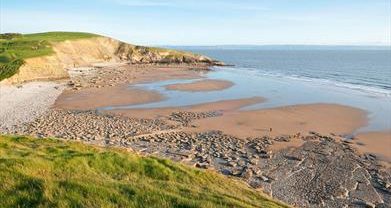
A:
[1, 0, 390, 45]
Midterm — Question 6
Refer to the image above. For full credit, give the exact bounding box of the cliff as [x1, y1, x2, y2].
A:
[0, 32, 221, 83]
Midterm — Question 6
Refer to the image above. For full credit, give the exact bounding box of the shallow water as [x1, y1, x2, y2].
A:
[182, 48, 391, 97]
[105, 49, 391, 133]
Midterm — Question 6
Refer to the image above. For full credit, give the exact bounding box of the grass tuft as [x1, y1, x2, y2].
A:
[0, 135, 287, 208]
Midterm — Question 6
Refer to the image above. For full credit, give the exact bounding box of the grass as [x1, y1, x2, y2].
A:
[0, 135, 287, 208]
[0, 59, 25, 80]
[0, 32, 98, 81]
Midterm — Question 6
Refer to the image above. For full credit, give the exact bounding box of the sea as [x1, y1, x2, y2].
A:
[108, 46, 391, 133]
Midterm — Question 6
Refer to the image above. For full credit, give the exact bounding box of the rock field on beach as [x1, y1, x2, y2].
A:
[6, 108, 390, 208]
[169, 111, 223, 126]
[7, 110, 177, 140]
[127, 131, 391, 208]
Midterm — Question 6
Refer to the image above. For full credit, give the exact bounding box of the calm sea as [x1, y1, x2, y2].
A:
[106, 47, 391, 133]
[180, 47, 391, 97]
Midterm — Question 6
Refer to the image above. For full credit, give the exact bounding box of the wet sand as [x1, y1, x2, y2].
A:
[354, 131, 391, 163]
[54, 85, 164, 110]
[109, 98, 367, 143]
[164, 79, 234, 92]
[54, 64, 209, 110]
[109, 97, 264, 119]
[53, 63, 387, 163]
[193, 103, 367, 138]
[108, 99, 369, 152]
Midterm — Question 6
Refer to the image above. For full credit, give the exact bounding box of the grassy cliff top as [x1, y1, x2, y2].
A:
[0, 32, 99, 63]
[0, 135, 286, 208]
[0, 32, 99, 81]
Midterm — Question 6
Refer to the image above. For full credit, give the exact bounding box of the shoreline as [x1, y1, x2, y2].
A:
[354, 131, 391, 163]
[3, 63, 384, 153]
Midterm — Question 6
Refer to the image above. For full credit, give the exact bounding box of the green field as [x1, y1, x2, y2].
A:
[0, 135, 286, 208]
[0, 32, 97, 81]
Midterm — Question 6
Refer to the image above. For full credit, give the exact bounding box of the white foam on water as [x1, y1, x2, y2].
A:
[216, 66, 391, 98]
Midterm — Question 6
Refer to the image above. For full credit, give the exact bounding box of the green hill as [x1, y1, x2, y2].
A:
[0, 135, 286, 208]
[0, 32, 98, 81]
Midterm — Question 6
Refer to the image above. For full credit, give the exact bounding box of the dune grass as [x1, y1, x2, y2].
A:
[0, 32, 97, 81]
[0, 135, 287, 208]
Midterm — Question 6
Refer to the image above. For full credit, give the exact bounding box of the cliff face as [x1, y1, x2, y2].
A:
[3, 36, 219, 84]
[115, 43, 215, 64]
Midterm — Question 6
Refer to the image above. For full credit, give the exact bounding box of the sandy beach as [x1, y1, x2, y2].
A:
[164, 79, 234, 92]
[51, 63, 373, 141]
[192, 103, 367, 138]
[109, 100, 366, 136]
[2, 63, 385, 161]
[354, 131, 391, 162]
[54, 85, 165, 110]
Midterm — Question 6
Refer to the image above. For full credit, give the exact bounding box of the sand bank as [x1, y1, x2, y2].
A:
[54, 85, 164, 110]
[54, 64, 213, 110]
[193, 103, 367, 138]
[108, 97, 367, 140]
[164, 79, 234, 92]
[108, 97, 264, 119]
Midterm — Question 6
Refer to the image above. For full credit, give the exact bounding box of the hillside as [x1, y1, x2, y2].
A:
[0, 135, 286, 208]
[0, 32, 220, 83]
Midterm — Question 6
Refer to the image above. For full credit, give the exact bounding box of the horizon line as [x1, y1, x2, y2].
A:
[162, 44, 391, 47]
[159, 44, 391, 50]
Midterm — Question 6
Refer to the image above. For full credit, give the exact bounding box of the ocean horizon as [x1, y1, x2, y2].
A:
[166, 45, 391, 50]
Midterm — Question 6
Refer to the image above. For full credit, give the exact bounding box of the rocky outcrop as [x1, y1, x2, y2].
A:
[3, 36, 221, 84]
[258, 137, 390, 207]
[115, 43, 219, 65]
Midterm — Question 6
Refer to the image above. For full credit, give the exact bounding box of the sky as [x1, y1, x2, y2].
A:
[1, 0, 390, 46]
